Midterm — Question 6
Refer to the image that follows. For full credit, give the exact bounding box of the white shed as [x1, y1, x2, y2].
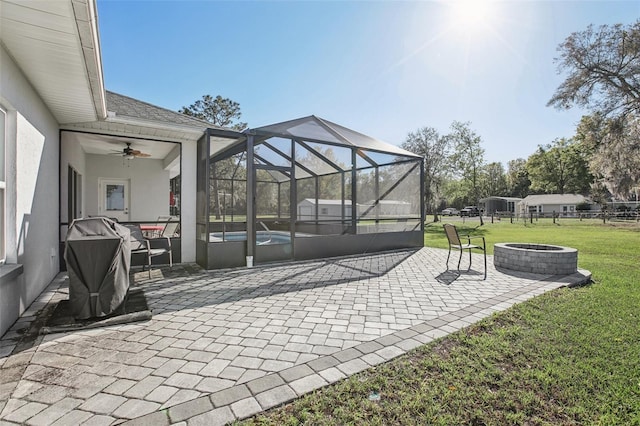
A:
[518, 194, 590, 217]
[297, 199, 353, 220]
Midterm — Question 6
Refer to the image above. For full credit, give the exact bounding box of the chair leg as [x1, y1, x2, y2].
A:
[446, 247, 452, 270]
[467, 248, 473, 272]
[147, 254, 152, 279]
[483, 250, 487, 280]
[457, 249, 463, 271]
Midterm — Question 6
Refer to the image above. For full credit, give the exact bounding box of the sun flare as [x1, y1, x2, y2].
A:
[447, 0, 497, 36]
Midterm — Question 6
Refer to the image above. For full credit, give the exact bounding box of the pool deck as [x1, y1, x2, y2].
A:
[0, 247, 590, 425]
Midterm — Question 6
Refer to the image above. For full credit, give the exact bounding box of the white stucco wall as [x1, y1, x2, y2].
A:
[84, 154, 170, 221]
[180, 140, 196, 262]
[60, 132, 87, 228]
[1, 45, 60, 337]
[61, 137, 196, 263]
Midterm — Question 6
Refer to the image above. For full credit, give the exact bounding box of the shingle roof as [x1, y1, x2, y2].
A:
[520, 194, 589, 205]
[480, 196, 523, 202]
[302, 199, 353, 205]
[300, 199, 409, 206]
[106, 91, 226, 130]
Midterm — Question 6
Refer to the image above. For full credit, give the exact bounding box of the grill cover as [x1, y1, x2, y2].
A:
[64, 217, 131, 319]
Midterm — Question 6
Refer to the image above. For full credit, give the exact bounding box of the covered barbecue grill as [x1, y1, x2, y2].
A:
[64, 217, 131, 319]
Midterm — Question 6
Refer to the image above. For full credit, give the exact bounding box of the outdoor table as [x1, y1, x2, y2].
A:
[140, 224, 164, 237]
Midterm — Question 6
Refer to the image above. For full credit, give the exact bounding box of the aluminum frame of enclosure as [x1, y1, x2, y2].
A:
[197, 116, 424, 270]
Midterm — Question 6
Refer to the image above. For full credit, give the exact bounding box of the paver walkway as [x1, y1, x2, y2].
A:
[0, 248, 590, 425]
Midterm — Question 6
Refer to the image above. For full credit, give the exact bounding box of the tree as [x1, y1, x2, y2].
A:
[447, 121, 486, 206]
[548, 21, 640, 119]
[526, 138, 592, 195]
[181, 94, 247, 219]
[575, 114, 640, 198]
[481, 162, 508, 197]
[401, 127, 452, 219]
[210, 153, 247, 219]
[506, 158, 531, 198]
[180, 94, 247, 131]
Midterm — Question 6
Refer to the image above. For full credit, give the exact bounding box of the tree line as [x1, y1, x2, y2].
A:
[402, 19, 640, 214]
[180, 20, 640, 216]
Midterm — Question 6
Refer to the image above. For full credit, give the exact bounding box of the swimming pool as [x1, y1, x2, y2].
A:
[209, 230, 291, 245]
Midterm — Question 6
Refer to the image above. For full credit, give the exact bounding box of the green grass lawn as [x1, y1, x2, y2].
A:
[240, 219, 640, 425]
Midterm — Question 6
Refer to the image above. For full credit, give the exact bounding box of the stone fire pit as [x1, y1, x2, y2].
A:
[494, 243, 578, 275]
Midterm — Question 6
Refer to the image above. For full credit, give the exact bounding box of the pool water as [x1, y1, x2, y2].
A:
[209, 230, 291, 245]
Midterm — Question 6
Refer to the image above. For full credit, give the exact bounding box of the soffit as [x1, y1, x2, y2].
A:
[0, 0, 105, 123]
[61, 119, 205, 144]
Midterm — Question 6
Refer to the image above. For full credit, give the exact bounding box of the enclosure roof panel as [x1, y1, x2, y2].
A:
[252, 115, 420, 158]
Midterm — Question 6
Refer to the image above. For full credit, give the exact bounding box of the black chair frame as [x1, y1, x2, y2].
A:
[124, 224, 173, 278]
[443, 223, 487, 280]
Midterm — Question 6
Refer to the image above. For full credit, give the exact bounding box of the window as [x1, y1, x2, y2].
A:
[68, 166, 82, 222]
[0, 106, 5, 265]
[320, 207, 328, 215]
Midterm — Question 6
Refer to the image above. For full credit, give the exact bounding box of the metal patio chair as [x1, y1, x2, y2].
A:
[443, 223, 487, 279]
[149, 215, 172, 237]
[124, 224, 172, 278]
[160, 218, 180, 238]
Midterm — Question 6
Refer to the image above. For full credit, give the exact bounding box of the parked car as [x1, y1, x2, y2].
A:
[441, 208, 459, 216]
[460, 206, 480, 217]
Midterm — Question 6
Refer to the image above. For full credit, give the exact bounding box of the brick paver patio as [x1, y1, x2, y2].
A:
[0, 248, 590, 425]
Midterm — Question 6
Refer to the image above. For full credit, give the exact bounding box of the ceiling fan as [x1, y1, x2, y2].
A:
[113, 142, 151, 160]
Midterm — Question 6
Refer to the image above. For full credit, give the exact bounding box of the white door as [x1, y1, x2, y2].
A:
[99, 178, 130, 222]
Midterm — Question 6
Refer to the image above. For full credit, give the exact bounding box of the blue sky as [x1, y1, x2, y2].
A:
[97, 0, 640, 167]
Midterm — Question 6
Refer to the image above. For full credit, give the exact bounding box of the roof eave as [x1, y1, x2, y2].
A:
[76, 0, 107, 120]
[0, 0, 106, 124]
[105, 114, 207, 135]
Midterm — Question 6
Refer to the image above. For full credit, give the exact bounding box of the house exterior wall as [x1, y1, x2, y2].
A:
[321, 204, 345, 219]
[181, 140, 196, 262]
[539, 203, 577, 215]
[480, 197, 522, 215]
[297, 200, 411, 220]
[60, 132, 87, 227]
[84, 154, 170, 221]
[60, 135, 198, 263]
[1, 45, 61, 337]
[518, 202, 579, 217]
[482, 199, 508, 213]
